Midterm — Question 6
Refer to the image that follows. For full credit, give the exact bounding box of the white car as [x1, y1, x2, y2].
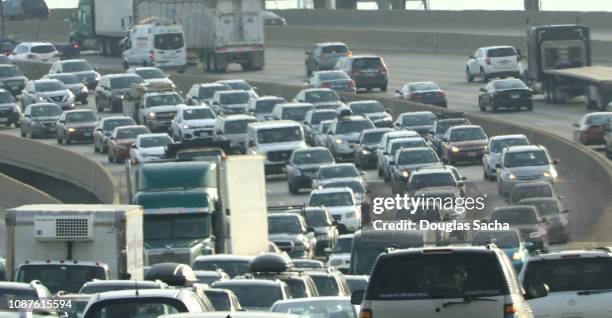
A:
[466, 45, 521, 82]
[216, 79, 258, 98]
[185, 83, 229, 106]
[326, 234, 353, 272]
[308, 187, 361, 233]
[171, 106, 217, 141]
[519, 249, 612, 318]
[126, 67, 175, 87]
[482, 134, 529, 181]
[10, 42, 60, 64]
[130, 133, 173, 163]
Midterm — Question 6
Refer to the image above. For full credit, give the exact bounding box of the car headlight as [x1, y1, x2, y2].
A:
[335, 138, 343, 144]
[361, 149, 371, 155]
[345, 211, 356, 218]
[451, 146, 460, 153]
[148, 112, 156, 119]
[512, 252, 522, 260]
[543, 169, 558, 178]
[38, 96, 47, 102]
[182, 124, 190, 129]
[329, 259, 343, 266]
[401, 170, 410, 178]
[94, 72, 101, 80]
[67, 127, 76, 133]
[508, 174, 517, 180]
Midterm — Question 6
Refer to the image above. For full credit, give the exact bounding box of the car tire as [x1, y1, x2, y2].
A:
[65, 136, 71, 145]
[491, 100, 498, 113]
[466, 67, 474, 82]
[483, 168, 488, 180]
[108, 153, 114, 163]
[377, 166, 383, 177]
[20, 129, 26, 137]
[526, 103, 533, 111]
[57, 136, 63, 144]
[288, 182, 299, 195]
[478, 97, 486, 111]
[383, 171, 390, 183]
[96, 98, 104, 113]
[480, 68, 488, 83]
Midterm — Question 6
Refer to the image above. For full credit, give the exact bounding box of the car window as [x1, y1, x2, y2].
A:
[321, 45, 348, 54]
[139, 136, 172, 148]
[255, 99, 284, 113]
[487, 47, 517, 58]
[352, 58, 383, 69]
[305, 90, 340, 103]
[214, 284, 283, 309]
[84, 299, 184, 318]
[336, 120, 374, 134]
[397, 149, 438, 165]
[154, 33, 184, 50]
[116, 128, 149, 140]
[31, 45, 56, 54]
[225, 119, 256, 134]
[410, 172, 456, 190]
[268, 216, 303, 234]
[31, 105, 61, 117]
[350, 102, 385, 114]
[361, 131, 387, 144]
[0, 66, 22, 77]
[318, 72, 349, 82]
[449, 128, 486, 141]
[183, 108, 215, 120]
[311, 276, 341, 296]
[222, 81, 252, 91]
[322, 181, 364, 195]
[522, 257, 612, 292]
[135, 68, 165, 79]
[206, 292, 231, 311]
[110, 76, 144, 89]
[304, 210, 331, 227]
[62, 61, 92, 72]
[220, 92, 250, 104]
[309, 192, 353, 207]
[199, 85, 228, 99]
[585, 114, 612, 125]
[334, 237, 353, 253]
[390, 140, 427, 154]
[293, 150, 333, 165]
[145, 94, 183, 107]
[194, 261, 250, 277]
[102, 119, 135, 131]
[310, 111, 336, 125]
[504, 150, 549, 167]
[257, 126, 303, 144]
[409, 83, 440, 91]
[402, 114, 436, 126]
[66, 112, 96, 122]
[319, 165, 358, 179]
[53, 74, 80, 84]
[490, 209, 538, 225]
[282, 106, 313, 121]
[36, 81, 65, 92]
[494, 80, 527, 90]
[490, 138, 529, 153]
[0, 91, 15, 103]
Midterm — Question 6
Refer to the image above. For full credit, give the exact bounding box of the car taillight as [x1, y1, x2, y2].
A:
[409, 93, 421, 100]
[379, 67, 387, 75]
[348, 80, 355, 87]
[437, 91, 446, 97]
[27, 54, 36, 59]
[504, 304, 518, 318]
[359, 309, 372, 318]
[486, 57, 492, 65]
[73, 42, 81, 49]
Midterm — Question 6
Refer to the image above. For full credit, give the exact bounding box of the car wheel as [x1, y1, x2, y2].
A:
[288, 182, 299, 195]
[490, 100, 498, 113]
[526, 103, 533, 111]
[57, 136, 63, 144]
[480, 68, 488, 83]
[377, 166, 383, 177]
[96, 98, 104, 113]
[478, 97, 486, 111]
[20, 128, 26, 137]
[466, 67, 474, 82]
[483, 168, 488, 180]
[65, 135, 71, 145]
[383, 171, 390, 183]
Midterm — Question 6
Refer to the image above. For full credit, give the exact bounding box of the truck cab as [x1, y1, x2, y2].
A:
[138, 91, 186, 132]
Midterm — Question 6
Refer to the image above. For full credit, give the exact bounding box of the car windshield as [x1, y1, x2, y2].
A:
[522, 200, 560, 216]
[305, 90, 340, 103]
[522, 258, 612, 293]
[311, 111, 337, 125]
[319, 166, 358, 179]
[353, 57, 383, 68]
[84, 299, 184, 318]
[490, 209, 538, 225]
[183, 108, 215, 120]
[305, 210, 331, 227]
[116, 127, 149, 140]
[110, 76, 144, 89]
[144, 214, 211, 240]
[435, 120, 465, 134]
[0, 288, 37, 312]
[336, 120, 374, 134]
[367, 253, 507, 300]
[206, 292, 231, 311]
[216, 283, 282, 308]
[54, 75, 80, 84]
[350, 102, 386, 114]
[323, 181, 365, 195]
[135, 68, 165, 79]
[258, 127, 303, 144]
[63, 61, 91, 72]
[256, 99, 284, 113]
[504, 150, 549, 167]
[402, 114, 436, 126]
[0, 91, 15, 103]
[293, 150, 334, 165]
[0, 66, 21, 77]
[31, 45, 56, 54]
[309, 192, 354, 207]
[322, 45, 348, 54]
[362, 131, 387, 144]
[154, 33, 184, 50]
[65, 111, 96, 122]
[282, 106, 314, 121]
[102, 119, 134, 131]
[220, 92, 250, 104]
[146, 94, 183, 107]
[139, 136, 172, 148]
[586, 114, 612, 125]
[334, 237, 353, 253]
[472, 231, 520, 249]
[318, 72, 349, 82]
[449, 128, 486, 141]
[494, 80, 527, 90]
[36, 81, 65, 92]
[198, 85, 228, 99]
[319, 122, 332, 133]
[487, 47, 517, 57]
[311, 276, 341, 296]
[268, 216, 303, 234]
[31, 105, 61, 117]
[490, 138, 529, 153]
[410, 83, 440, 91]
[397, 150, 438, 165]
[16, 264, 106, 294]
[410, 173, 456, 190]
[390, 140, 427, 154]
[225, 119, 256, 134]
[223, 81, 252, 91]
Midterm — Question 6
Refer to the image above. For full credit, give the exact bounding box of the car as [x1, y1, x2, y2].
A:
[496, 145, 559, 198]
[0, 281, 55, 316]
[314, 120, 334, 147]
[44, 73, 88, 104]
[518, 197, 569, 243]
[307, 70, 356, 93]
[129, 133, 173, 163]
[171, 106, 216, 141]
[0, 64, 27, 96]
[214, 114, 258, 154]
[0, 88, 20, 127]
[304, 109, 338, 145]
[79, 279, 166, 294]
[210, 90, 251, 115]
[305, 270, 351, 297]
[81, 289, 208, 318]
[216, 79, 258, 98]
[193, 271, 230, 286]
[440, 125, 488, 165]
[388, 147, 441, 194]
[519, 249, 612, 318]
[508, 181, 556, 204]
[10, 42, 60, 63]
[203, 288, 242, 311]
[308, 188, 361, 233]
[48, 59, 100, 88]
[19, 103, 61, 138]
[327, 234, 353, 273]
[344, 275, 368, 293]
[393, 111, 437, 136]
[335, 55, 388, 92]
[192, 255, 254, 278]
[262, 10, 287, 26]
[56, 109, 98, 144]
[272, 102, 316, 122]
[271, 297, 358, 318]
[572, 111, 612, 145]
[354, 245, 545, 318]
[22, 79, 75, 110]
[294, 88, 345, 109]
[347, 100, 392, 128]
[478, 78, 533, 112]
[302, 206, 339, 255]
[246, 120, 307, 175]
[354, 128, 394, 169]
[466, 45, 521, 82]
[0, 37, 18, 56]
[268, 213, 317, 259]
[185, 83, 230, 106]
[305, 42, 351, 76]
[292, 259, 326, 271]
[482, 134, 530, 181]
[320, 179, 370, 216]
[248, 96, 286, 121]
[326, 115, 375, 161]
[472, 229, 530, 272]
[160, 313, 298, 318]
[107, 125, 151, 163]
[395, 81, 447, 107]
[312, 163, 364, 189]
[126, 66, 175, 87]
[92, 116, 137, 153]
[286, 147, 335, 194]
[381, 137, 430, 182]
[429, 113, 471, 155]
[95, 74, 145, 113]
[407, 166, 463, 195]
[211, 279, 291, 311]
[375, 130, 421, 176]
[489, 205, 548, 251]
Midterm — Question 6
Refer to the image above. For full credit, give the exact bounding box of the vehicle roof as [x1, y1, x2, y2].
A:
[492, 205, 538, 212]
[59, 59, 87, 64]
[502, 145, 545, 152]
[294, 147, 329, 153]
[193, 270, 224, 276]
[137, 133, 171, 139]
[410, 167, 452, 176]
[322, 177, 363, 185]
[216, 79, 248, 84]
[273, 296, 350, 306]
[248, 120, 301, 129]
[447, 124, 482, 131]
[348, 54, 381, 59]
[33, 79, 62, 84]
[100, 116, 133, 122]
[347, 100, 382, 106]
[385, 130, 419, 137]
[23, 42, 54, 46]
[310, 108, 337, 114]
[218, 89, 250, 95]
[336, 115, 370, 122]
[414, 186, 459, 195]
[319, 163, 356, 169]
[302, 88, 336, 93]
[316, 42, 347, 46]
[220, 114, 257, 121]
[398, 111, 436, 117]
[102, 73, 141, 78]
[257, 96, 284, 101]
[490, 134, 528, 141]
[0, 282, 35, 290]
[310, 187, 354, 195]
[180, 105, 212, 111]
[481, 45, 516, 50]
[362, 128, 394, 135]
[526, 249, 612, 261]
[130, 66, 163, 71]
[159, 312, 299, 318]
[268, 213, 302, 219]
[27, 103, 60, 108]
[202, 288, 233, 294]
[278, 102, 315, 108]
[407, 81, 437, 86]
[397, 146, 433, 153]
[194, 254, 254, 262]
[0, 64, 17, 68]
[583, 112, 612, 118]
[114, 125, 147, 131]
[89, 289, 187, 302]
[83, 280, 162, 287]
[197, 83, 226, 88]
[388, 137, 426, 145]
[213, 279, 284, 287]
[314, 70, 346, 75]
[144, 91, 180, 97]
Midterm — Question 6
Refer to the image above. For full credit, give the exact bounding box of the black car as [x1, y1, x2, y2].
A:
[0, 88, 20, 127]
[489, 206, 548, 251]
[20, 103, 61, 138]
[56, 109, 98, 144]
[478, 78, 533, 112]
[354, 128, 393, 169]
[286, 147, 335, 194]
[211, 279, 291, 311]
[262, 10, 287, 26]
[95, 74, 144, 113]
[0, 64, 27, 96]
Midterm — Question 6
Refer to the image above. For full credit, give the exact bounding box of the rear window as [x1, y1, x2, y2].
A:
[353, 58, 383, 69]
[321, 45, 348, 54]
[311, 276, 340, 296]
[494, 80, 527, 90]
[30, 45, 56, 54]
[368, 252, 508, 300]
[154, 33, 184, 50]
[487, 47, 517, 58]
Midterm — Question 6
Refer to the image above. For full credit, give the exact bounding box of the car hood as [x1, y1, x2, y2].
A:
[37, 90, 70, 97]
[66, 121, 97, 128]
[326, 205, 356, 216]
[220, 133, 247, 143]
[0, 102, 16, 109]
[269, 233, 303, 242]
[295, 163, 331, 171]
[449, 140, 487, 147]
[145, 238, 204, 249]
[138, 146, 166, 156]
[184, 118, 215, 127]
[405, 125, 432, 134]
[397, 162, 441, 171]
[504, 165, 550, 176]
[259, 141, 306, 152]
[144, 78, 174, 86]
[365, 112, 391, 120]
[221, 103, 249, 109]
[147, 105, 182, 113]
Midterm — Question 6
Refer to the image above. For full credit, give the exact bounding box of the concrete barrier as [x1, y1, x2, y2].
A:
[0, 134, 118, 204]
[0, 172, 61, 209]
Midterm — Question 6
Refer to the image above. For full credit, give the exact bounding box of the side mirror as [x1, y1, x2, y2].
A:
[552, 159, 560, 165]
[131, 144, 137, 148]
[306, 226, 315, 233]
[24, 114, 30, 118]
[359, 170, 367, 176]
[350, 290, 365, 305]
[525, 283, 549, 300]
[388, 160, 395, 166]
[59, 120, 65, 124]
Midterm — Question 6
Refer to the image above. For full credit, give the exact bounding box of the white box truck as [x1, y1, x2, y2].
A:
[4, 204, 144, 293]
[135, 0, 265, 72]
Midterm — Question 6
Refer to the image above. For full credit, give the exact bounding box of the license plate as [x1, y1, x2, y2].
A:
[511, 93, 520, 99]
[468, 152, 477, 157]
[0, 118, 7, 122]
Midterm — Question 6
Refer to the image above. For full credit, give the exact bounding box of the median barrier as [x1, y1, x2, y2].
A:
[0, 172, 61, 209]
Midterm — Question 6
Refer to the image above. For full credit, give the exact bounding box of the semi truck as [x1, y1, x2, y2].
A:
[4, 204, 144, 293]
[526, 24, 612, 110]
[126, 141, 269, 265]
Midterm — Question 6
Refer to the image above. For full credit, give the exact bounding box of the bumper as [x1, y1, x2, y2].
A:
[420, 98, 448, 107]
[265, 162, 288, 174]
[356, 151, 377, 167]
[113, 147, 131, 160]
[486, 70, 520, 78]
[502, 176, 556, 193]
[0, 112, 19, 124]
[336, 217, 360, 233]
[447, 149, 485, 162]
[66, 131, 94, 141]
[181, 128, 215, 140]
[289, 174, 314, 188]
[30, 124, 57, 135]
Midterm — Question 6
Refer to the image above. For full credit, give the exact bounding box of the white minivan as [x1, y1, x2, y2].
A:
[121, 22, 187, 73]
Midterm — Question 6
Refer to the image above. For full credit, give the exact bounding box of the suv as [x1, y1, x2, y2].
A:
[126, 67, 174, 87]
[335, 55, 388, 92]
[95, 74, 145, 113]
[11, 42, 60, 63]
[214, 114, 258, 154]
[210, 90, 251, 115]
[353, 245, 545, 318]
[518, 197, 569, 244]
[429, 113, 471, 155]
[137, 91, 185, 132]
[488, 206, 548, 251]
[0, 281, 55, 314]
[286, 147, 335, 194]
[327, 234, 353, 273]
[92, 116, 137, 153]
[508, 181, 555, 204]
[306, 270, 351, 296]
[22, 79, 75, 110]
[466, 45, 521, 82]
[305, 42, 351, 76]
[376, 130, 421, 176]
[268, 213, 317, 259]
[496, 145, 559, 198]
[381, 137, 429, 182]
[482, 134, 529, 181]
[185, 83, 229, 106]
[212, 279, 291, 311]
[407, 166, 463, 196]
[325, 115, 375, 161]
[302, 207, 339, 255]
[440, 125, 488, 165]
[303, 109, 337, 145]
[170, 105, 216, 141]
[308, 187, 361, 233]
[0, 88, 20, 127]
[311, 163, 364, 189]
[272, 102, 315, 121]
[394, 111, 437, 136]
[347, 100, 392, 128]
[44, 73, 89, 104]
[246, 120, 307, 175]
[293, 88, 344, 109]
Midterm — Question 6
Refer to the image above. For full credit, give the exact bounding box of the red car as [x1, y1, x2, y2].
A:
[440, 125, 488, 165]
[107, 125, 150, 163]
[572, 112, 612, 145]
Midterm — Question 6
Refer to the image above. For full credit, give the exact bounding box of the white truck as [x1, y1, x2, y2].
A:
[4, 204, 144, 293]
[135, 0, 265, 73]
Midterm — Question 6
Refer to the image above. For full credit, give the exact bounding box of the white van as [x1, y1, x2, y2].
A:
[121, 22, 187, 73]
[246, 120, 307, 175]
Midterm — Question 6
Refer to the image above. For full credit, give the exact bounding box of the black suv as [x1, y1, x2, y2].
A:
[286, 147, 335, 194]
[335, 55, 389, 92]
[0, 64, 27, 96]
